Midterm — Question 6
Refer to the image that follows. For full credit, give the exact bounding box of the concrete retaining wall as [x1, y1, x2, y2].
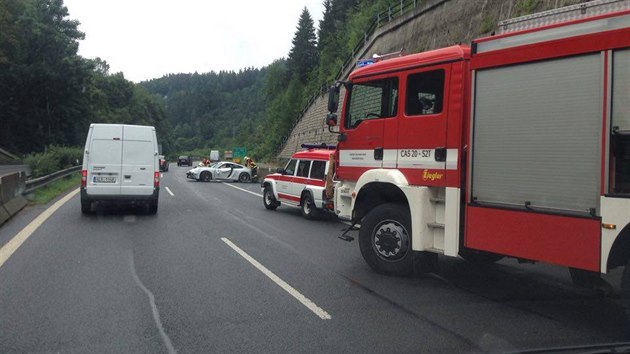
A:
[277, 0, 586, 159]
[0, 171, 27, 226]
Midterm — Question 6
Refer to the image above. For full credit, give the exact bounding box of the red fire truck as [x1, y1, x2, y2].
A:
[325, 1, 630, 309]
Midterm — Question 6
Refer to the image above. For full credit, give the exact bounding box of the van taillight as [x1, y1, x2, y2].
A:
[81, 170, 87, 188]
[154, 171, 160, 188]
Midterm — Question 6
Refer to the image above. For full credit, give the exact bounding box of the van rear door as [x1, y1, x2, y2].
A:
[121, 125, 157, 196]
[87, 125, 123, 195]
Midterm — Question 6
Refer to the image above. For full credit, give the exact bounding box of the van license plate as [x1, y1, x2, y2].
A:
[94, 177, 116, 183]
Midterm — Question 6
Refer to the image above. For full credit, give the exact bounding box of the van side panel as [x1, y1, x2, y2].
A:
[121, 125, 157, 196]
[86, 125, 123, 196]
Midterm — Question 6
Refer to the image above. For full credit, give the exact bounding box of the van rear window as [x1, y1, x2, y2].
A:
[90, 140, 122, 165]
[123, 141, 154, 165]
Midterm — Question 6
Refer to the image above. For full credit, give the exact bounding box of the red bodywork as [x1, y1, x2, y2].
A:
[336, 10, 630, 271]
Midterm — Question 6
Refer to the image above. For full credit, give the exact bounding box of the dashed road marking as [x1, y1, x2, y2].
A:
[164, 186, 175, 197]
[221, 237, 331, 320]
[221, 182, 261, 197]
[222, 183, 299, 209]
[0, 188, 80, 269]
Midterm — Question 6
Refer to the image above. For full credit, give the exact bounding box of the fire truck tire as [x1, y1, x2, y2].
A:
[263, 187, 278, 210]
[300, 193, 319, 220]
[459, 248, 504, 266]
[623, 259, 630, 319]
[359, 203, 414, 276]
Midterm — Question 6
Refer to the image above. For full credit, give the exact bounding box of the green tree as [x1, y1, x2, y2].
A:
[287, 7, 318, 83]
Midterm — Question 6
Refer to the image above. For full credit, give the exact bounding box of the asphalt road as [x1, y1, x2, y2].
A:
[0, 164, 628, 353]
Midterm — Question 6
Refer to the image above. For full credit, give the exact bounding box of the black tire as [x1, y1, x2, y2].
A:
[300, 193, 319, 220]
[200, 171, 211, 182]
[263, 187, 278, 210]
[623, 259, 630, 320]
[81, 199, 92, 214]
[238, 172, 251, 183]
[359, 203, 414, 276]
[459, 248, 504, 266]
[147, 200, 158, 214]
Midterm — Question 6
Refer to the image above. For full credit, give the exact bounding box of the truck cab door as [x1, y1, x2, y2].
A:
[337, 76, 399, 181]
[396, 66, 450, 186]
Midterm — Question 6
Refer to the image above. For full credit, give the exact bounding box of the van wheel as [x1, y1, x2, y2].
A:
[301, 194, 318, 220]
[148, 201, 158, 214]
[200, 171, 211, 182]
[263, 187, 278, 210]
[81, 199, 92, 214]
[239, 173, 251, 183]
[359, 203, 414, 276]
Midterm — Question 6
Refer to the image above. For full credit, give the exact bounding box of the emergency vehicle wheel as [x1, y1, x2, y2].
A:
[359, 203, 414, 276]
[200, 171, 211, 182]
[300, 194, 319, 220]
[263, 187, 278, 210]
[622, 259, 630, 319]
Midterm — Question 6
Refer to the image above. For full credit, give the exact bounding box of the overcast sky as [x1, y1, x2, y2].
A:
[63, 0, 325, 82]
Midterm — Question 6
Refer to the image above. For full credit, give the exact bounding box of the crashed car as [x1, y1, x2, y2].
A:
[159, 155, 169, 172]
[186, 161, 253, 182]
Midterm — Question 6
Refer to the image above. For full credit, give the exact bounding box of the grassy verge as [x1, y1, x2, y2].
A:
[29, 173, 81, 205]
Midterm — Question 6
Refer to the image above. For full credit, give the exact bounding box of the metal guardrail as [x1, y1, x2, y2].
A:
[276, 0, 423, 156]
[24, 165, 81, 194]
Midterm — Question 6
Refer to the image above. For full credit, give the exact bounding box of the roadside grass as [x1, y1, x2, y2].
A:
[29, 173, 80, 205]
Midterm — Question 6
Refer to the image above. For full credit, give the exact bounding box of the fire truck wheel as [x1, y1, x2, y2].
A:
[623, 259, 630, 319]
[263, 187, 278, 210]
[301, 194, 319, 220]
[359, 203, 413, 276]
[459, 248, 504, 266]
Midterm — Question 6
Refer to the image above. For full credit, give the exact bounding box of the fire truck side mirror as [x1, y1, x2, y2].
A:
[326, 113, 337, 127]
[327, 85, 339, 113]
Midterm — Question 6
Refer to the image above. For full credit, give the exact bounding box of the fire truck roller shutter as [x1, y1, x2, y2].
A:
[471, 53, 602, 215]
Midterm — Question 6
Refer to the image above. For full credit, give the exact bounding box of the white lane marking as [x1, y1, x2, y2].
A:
[221, 237, 331, 320]
[0, 188, 80, 269]
[222, 183, 299, 209]
[164, 186, 175, 197]
[221, 182, 261, 197]
[128, 252, 177, 354]
[161, 173, 164, 178]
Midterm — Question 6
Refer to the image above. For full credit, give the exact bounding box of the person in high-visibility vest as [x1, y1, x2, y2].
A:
[244, 156, 257, 179]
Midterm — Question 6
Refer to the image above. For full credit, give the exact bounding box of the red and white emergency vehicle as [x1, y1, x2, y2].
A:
[262, 144, 335, 219]
[325, 0, 630, 308]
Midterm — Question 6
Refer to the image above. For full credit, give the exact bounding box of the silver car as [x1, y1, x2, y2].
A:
[186, 161, 253, 182]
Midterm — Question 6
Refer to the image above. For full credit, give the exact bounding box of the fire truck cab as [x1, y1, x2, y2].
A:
[326, 0, 630, 294]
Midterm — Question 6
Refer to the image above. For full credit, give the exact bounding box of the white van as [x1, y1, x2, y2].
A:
[80, 124, 160, 214]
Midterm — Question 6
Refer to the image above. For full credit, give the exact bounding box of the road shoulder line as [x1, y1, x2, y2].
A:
[221, 237, 331, 320]
[0, 188, 80, 269]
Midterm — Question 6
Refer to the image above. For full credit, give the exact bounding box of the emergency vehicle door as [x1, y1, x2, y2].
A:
[337, 76, 399, 180]
[396, 66, 449, 186]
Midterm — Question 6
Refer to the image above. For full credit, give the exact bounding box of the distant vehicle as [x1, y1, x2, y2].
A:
[177, 155, 192, 166]
[80, 124, 159, 214]
[159, 155, 169, 172]
[186, 161, 252, 182]
[262, 145, 334, 219]
[210, 150, 220, 162]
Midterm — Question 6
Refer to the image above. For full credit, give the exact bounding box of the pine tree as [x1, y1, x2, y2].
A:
[287, 7, 318, 83]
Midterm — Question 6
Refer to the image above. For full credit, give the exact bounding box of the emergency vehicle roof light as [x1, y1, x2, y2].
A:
[301, 143, 336, 150]
[356, 49, 405, 68]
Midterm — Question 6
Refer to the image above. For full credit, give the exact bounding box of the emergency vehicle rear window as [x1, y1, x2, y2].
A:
[405, 70, 444, 116]
[345, 77, 398, 128]
[296, 160, 310, 178]
[310, 161, 326, 180]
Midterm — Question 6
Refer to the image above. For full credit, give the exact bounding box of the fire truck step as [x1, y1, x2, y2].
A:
[429, 197, 445, 204]
[427, 222, 445, 229]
